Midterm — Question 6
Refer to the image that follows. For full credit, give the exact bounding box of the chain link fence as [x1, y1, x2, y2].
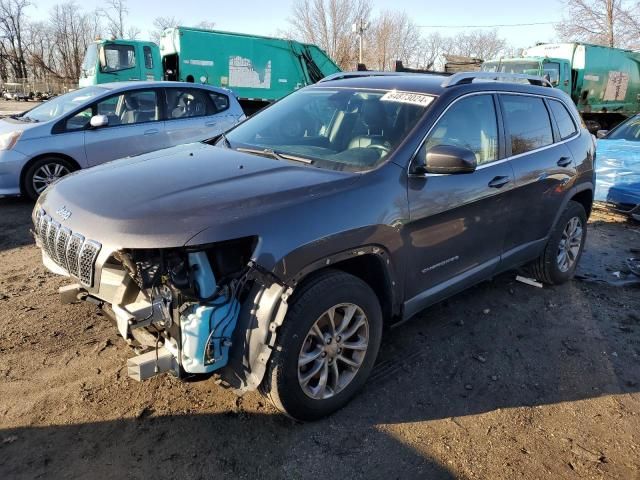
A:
[1, 76, 78, 95]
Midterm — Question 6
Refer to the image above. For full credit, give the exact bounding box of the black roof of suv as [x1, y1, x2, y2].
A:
[33, 71, 595, 420]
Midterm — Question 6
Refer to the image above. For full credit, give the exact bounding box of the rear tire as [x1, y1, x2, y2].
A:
[23, 157, 75, 200]
[261, 270, 382, 421]
[530, 200, 587, 284]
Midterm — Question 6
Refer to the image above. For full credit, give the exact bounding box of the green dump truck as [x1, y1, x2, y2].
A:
[79, 28, 341, 113]
[482, 42, 640, 130]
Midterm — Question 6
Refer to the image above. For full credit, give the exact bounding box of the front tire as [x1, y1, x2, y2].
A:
[530, 200, 587, 284]
[23, 157, 74, 200]
[261, 270, 382, 421]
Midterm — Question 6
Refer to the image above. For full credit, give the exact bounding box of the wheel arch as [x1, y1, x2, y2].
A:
[287, 246, 401, 323]
[571, 188, 593, 219]
[19, 152, 81, 195]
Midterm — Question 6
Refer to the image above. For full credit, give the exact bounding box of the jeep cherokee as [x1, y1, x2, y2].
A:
[33, 71, 595, 420]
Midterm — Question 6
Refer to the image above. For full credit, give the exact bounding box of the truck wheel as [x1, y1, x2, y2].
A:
[261, 270, 382, 421]
[23, 157, 75, 200]
[530, 201, 587, 284]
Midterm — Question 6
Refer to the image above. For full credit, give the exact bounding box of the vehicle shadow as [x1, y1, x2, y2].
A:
[0, 197, 34, 252]
[0, 412, 457, 479]
[1, 273, 638, 479]
[1, 200, 638, 478]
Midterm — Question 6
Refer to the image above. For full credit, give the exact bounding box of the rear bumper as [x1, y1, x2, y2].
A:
[0, 149, 28, 196]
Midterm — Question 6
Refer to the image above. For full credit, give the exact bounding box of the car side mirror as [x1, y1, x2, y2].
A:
[90, 114, 108, 128]
[596, 129, 609, 139]
[416, 144, 477, 174]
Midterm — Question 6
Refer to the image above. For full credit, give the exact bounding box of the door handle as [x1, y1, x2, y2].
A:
[557, 156, 572, 167]
[144, 128, 159, 135]
[488, 176, 510, 188]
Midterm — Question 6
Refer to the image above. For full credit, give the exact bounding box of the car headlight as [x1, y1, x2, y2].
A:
[0, 131, 22, 151]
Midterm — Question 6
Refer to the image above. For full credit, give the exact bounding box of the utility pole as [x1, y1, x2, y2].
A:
[352, 19, 369, 65]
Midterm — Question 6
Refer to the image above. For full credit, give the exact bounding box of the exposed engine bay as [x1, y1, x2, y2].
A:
[34, 210, 291, 393]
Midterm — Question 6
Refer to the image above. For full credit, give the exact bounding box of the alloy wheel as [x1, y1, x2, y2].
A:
[557, 216, 583, 272]
[32, 162, 71, 194]
[297, 303, 369, 400]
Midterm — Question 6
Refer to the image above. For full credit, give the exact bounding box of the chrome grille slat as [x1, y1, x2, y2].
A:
[78, 241, 101, 287]
[38, 215, 50, 250]
[32, 209, 101, 288]
[55, 227, 71, 267]
[34, 209, 43, 235]
[66, 233, 85, 277]
[46, 221, 61, 262]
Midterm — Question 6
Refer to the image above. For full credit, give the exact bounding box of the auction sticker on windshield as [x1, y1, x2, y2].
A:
[381, 91, 434, 106]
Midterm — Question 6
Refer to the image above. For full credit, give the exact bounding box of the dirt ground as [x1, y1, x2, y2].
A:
[0, 196, 639, 479]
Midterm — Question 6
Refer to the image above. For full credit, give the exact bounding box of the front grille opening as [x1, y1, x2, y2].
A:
[34, 209, 101, 287]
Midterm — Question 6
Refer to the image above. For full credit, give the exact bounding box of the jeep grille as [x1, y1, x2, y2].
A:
[34, 209, 101, 287]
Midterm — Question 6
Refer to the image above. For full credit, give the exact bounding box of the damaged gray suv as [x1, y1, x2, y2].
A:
[33, 72, 595, 420]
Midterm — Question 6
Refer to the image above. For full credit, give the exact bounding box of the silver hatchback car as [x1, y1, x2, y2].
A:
[0, 81, 245, 199]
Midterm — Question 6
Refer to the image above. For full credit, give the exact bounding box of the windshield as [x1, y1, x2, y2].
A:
[223, 88, 434, 171]
[482, 61, 541, 76]
[607, 116, 640, 140]
[81, 43, 98, 78]
[20, 86, 107, 123]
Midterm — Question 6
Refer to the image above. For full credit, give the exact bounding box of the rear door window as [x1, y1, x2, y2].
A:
[548, 99, 578, 140]
[501, 95, 553, 155]
[165, 88, 214, 119]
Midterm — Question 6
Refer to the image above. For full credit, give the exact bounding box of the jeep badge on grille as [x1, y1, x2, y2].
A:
[56, 205, 72, 220]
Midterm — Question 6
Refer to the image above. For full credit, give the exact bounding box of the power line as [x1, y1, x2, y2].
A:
[417, 21, 555, 28]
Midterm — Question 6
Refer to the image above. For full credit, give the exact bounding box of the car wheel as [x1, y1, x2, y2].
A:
[23, 157, 75, 200]
[530, 200, 587, 284]
[261, 270, 382, 421]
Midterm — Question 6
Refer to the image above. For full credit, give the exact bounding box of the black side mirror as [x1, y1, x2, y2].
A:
[416, 144, 477, 174]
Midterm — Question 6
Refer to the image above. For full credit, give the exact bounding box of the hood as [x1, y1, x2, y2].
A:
[595, 138, 640, 202]
[0, 116, 41, 135]
[38, 143, 357, 248]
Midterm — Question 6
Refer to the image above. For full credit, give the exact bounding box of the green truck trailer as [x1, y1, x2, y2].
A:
[482, 42, 640, 130]
[79, 27, 341, 113]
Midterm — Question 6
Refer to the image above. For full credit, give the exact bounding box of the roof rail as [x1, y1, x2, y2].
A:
[441, 72, 553, 88]
[318, 71, 406, 83]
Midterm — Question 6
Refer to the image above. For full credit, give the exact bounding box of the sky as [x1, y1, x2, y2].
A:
[28, 0, 565, 51]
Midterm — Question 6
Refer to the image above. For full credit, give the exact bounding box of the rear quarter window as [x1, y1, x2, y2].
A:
[209, 92, 230, 113]
[548, 99, 578, 140]
[501, 95, 553, 155]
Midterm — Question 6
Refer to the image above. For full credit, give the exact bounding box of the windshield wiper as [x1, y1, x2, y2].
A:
[13, 115, 38, 123]
[236, 147, 313, 164]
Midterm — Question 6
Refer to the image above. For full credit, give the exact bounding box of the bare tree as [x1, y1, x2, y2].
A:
[414, 32, 449, 70]
[150, 16, 181, 43]
[0, 0, 30, 79]
[125, 25, 141, 40]
[445, 29, 507, 61]
[42, 1, 101, 80]
[101, 0, 127, 38]
[366, 10, 420, 70]
[555, 0, 639, 48]
[288, 0, 372, 69]
[194, 20, 216, 30]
